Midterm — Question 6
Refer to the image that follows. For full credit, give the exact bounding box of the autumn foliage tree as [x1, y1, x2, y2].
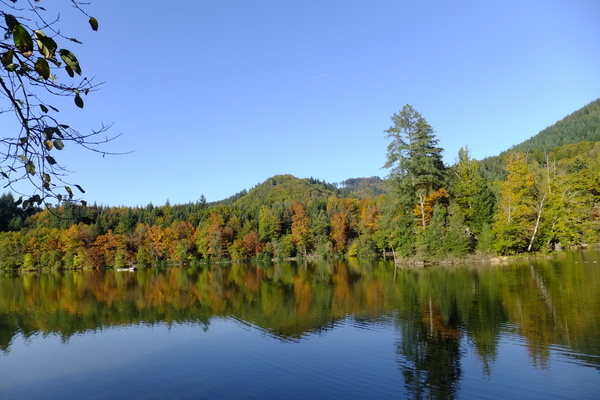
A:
[493, 153, 539, 254]
[290, 200, 311, 256]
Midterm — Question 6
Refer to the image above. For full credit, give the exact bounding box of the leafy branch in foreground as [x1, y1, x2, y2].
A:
[0, 0, 119, 208]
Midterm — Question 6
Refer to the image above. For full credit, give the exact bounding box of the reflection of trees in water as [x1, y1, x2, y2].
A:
[396, 298, 463, 400]
[463, 271, 507, 376]
[1, 254, 600, 374]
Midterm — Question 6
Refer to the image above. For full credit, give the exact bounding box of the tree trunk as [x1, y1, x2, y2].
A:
[527, 193, 546, 252]
[418, 193, 427, 227]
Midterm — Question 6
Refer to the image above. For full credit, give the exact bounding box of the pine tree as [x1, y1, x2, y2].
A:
[451, 147, 485, 225]
[384, 104, 446, 228]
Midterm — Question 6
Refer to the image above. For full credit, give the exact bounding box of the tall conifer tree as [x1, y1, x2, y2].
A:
[384, 104, 446, 227]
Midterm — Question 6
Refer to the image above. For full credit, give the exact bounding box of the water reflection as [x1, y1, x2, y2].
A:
[1, 249, 600, 398]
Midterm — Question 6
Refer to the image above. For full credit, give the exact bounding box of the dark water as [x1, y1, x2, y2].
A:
[1, 250, 600, 399]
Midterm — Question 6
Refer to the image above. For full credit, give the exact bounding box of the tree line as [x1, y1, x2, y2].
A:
[0, 103, 598, 269]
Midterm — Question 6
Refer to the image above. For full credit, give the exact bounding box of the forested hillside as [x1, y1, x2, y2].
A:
[481, 98, 600, 181]
[338, 177, 387, 198]
[0, 100, 598, 270]
[231, 175, 338, 211]
[508, 98, 600, 155]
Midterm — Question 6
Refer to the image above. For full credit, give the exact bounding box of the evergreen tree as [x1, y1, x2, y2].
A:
[451, 147, 495, 235]
[384, 104, 446, 228]
[416, 204, 447, 259]
[0, 193, 24, 231]
[451, 147, 484, 225]
[444, 205, 474, 257]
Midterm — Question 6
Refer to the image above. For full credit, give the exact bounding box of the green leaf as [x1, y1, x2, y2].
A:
[15, 196, 22, 206]
[74, 184, 85, 193]
[43, 173, 51, 183]
[5, 63, 19, 72]
[89, 17, 99, 31]
[59, 49, 82, 75]
[46, 155, 57, 165]
[17, 63, 31, 74]
[5, 15, 19, 31]
[74, 93, 84, 108]
[35, 58, 50, 79]
[44, 140, 53, 150]
[44, 127, 54, 140]
[19, 155, 28, 162]
[25, 161, 36, 175]
[54, 139, 65, 150]
[65, 65, 75, 78]
[34, 30, 57, 59]
[1, 50, 14, 67]
[66, 186, 73, 199]
[1, 172, 8, 179]
[13, 24, 33, 56]
[40, 104, 49, 113]
[44, 127, 62, 140]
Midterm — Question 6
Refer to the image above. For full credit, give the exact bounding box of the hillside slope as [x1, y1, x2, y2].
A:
[231, 175, 338, 210]
[507, 98, 600, 155]
[338, 177, 387, 198]
[481, 98, 600, 180]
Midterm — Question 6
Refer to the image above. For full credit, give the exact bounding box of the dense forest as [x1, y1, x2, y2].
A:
[0, 99, 599, 269]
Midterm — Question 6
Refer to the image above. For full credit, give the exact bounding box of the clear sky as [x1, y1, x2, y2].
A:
[47, 0, 600, 206]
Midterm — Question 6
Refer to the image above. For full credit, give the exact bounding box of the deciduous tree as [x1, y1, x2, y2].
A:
[493, 153, 538, 254]
[290, 200, 311, 255]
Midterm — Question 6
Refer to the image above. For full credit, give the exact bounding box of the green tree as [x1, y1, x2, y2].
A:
[540, 160, 599, 249]
[0, 192, 24, 231]
[416, 204, 447, 259]
[444, 205, 474, 257]
[384, 104, 446, 228]
[258, 205, 281, 243]
[378, 195, 416, 259]
[451, 147, 487, 229]
[0, 1, 115, 207]
[493, 153, 539, 254]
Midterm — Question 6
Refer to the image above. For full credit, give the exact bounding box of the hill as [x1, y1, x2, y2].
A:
[230, 175, 339, 210]
[218, 175, 388, 210]
[481, 98, 600, 180]
[338, 177, 387, 198]
[507, 98, 600, 155]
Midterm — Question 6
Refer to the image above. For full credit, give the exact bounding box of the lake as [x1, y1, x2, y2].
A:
[1, 249, 600, 399]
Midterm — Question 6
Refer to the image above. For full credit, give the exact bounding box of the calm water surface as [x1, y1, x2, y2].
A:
[1, 249, 600, 399]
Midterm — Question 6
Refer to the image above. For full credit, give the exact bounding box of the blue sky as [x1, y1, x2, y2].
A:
[47, 0, 600, 206]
